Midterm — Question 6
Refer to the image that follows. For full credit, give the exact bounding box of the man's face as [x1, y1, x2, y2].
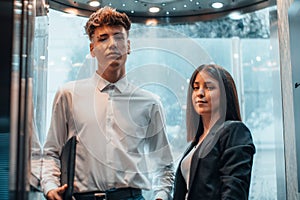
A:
[90, 25, 130, 76]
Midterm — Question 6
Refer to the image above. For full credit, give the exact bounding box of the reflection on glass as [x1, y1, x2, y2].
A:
[10, 0, 44, 197]
[31, 6, 49, 195]
[36, 6, 284, 199]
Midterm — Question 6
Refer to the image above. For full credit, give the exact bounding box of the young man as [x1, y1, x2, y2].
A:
[41, 6, 174, 200]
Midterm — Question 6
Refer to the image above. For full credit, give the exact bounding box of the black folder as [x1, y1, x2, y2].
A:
[60, 135, 77, 200]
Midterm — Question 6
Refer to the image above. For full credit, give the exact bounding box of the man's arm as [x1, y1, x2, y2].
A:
[41, 88, 69, 197]
[146, 102, 175, 200]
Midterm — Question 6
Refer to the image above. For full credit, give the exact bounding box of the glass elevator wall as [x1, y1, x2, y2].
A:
[31, 5, 285, 200]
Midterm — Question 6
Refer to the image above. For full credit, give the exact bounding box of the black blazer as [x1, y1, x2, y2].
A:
[173, 121, 256, 200]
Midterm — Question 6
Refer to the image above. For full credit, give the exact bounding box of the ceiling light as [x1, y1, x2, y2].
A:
[88, 0, 100, 7]
[15, 2, 22, 7]
[149, 7, 160, 13]
[229, 11, 243, 20]
[211, 2, 223, 9]
[145, 19, 158, 26]
[63, 8, 80, 16]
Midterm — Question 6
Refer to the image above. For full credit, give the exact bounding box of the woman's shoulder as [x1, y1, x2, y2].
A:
[223, 120, 249, 130]
[218, 120, 253, 144]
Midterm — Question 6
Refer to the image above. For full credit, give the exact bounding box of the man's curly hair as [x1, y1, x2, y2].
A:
[85, 6, 131, 41]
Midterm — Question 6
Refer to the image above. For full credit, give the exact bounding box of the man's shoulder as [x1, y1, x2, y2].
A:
[59, 78, 93, 92]
[128, 83, 161, 102]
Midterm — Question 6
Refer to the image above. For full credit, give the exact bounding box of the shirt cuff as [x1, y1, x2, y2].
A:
[154, 190, 169, 200]
[43, 182, 59, 196]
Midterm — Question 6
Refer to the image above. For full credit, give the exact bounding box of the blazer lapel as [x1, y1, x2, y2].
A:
[188, 122, 224, 190]
[188, 137, 207, 190]
[173, 141, 194, 199]
[181, 142, 196, 162]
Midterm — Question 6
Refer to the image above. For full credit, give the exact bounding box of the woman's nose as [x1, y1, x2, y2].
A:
[197, 88, 205, 97]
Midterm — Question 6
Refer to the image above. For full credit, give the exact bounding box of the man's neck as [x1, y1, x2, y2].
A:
[96, 70, 124, 83]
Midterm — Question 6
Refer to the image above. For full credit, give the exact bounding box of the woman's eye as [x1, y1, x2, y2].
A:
[205, 84, 215, 90]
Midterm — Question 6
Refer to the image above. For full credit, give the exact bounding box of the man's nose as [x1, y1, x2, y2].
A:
[108, 37, 117, 47]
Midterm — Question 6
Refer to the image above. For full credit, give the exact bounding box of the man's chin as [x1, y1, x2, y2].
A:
[109, 61, 121, 67]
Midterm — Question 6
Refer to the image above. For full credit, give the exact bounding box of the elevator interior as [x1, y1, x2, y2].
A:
[1, 0, 300, 199]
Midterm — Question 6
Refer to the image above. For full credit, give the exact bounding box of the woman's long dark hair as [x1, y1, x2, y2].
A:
[186, 64, 241, 142]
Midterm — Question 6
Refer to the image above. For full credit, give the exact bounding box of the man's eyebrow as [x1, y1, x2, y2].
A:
[96, 32, 124, 37]
[96, 33, 108, 38]
[113, 32, 125, 36]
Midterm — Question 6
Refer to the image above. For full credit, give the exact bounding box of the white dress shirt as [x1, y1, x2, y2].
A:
[41, 73, 174, 199]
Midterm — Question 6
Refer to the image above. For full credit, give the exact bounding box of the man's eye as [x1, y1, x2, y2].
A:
[115, 35, 125, 40]
[98, 38, 107, 42]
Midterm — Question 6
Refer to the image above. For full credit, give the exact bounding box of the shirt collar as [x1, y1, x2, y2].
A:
[92, 72, 128, 93]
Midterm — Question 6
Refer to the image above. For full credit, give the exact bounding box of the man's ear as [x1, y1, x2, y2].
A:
[90, 43, 95, 57]
[127, 40, 131, 55]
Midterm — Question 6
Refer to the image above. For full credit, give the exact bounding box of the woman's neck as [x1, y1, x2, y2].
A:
[202, 115, 219, 131]
[199, 114, 221, 143]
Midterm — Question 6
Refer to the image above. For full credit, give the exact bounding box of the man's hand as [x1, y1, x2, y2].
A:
[46, 184, 68, 200]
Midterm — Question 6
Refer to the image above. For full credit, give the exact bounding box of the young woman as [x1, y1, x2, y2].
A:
[173, 64, 256, 200]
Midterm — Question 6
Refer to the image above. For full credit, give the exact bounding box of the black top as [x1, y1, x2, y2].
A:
[173, 121, 256, 200]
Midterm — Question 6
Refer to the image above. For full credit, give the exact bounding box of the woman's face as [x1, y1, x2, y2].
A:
[192, 70, 221, 118]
